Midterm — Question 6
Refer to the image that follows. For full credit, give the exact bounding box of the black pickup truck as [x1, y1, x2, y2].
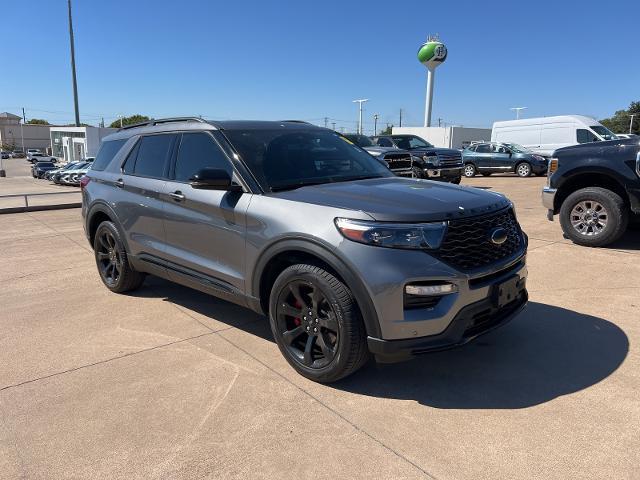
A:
[542, 137, 640, 246]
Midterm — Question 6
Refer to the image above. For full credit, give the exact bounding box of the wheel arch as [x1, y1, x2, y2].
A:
[554, 173, 629, 213]
[86, 202, 130, 252]
[252, 239, 382, 338]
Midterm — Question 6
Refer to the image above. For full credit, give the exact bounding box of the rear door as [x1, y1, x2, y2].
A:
[473, 143, 493, 170]
[114, 133, 177, 261]
[161, 131, 251, 296]
[490, 144, 513, 170]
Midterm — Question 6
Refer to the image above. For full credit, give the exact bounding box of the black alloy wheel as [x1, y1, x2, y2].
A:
[96, 229, 123, 287]
[93, 221, 145, 292]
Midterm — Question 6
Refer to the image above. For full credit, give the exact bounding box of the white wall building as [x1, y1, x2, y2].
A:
[392, 126, 491, 149]
[50, 126, 116, 162]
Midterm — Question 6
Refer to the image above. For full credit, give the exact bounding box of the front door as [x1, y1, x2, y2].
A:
[161, 131, 250, 295]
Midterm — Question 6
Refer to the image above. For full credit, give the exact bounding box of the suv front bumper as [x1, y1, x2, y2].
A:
[368, 287, 528, 362]
[425, 166, 463, 179]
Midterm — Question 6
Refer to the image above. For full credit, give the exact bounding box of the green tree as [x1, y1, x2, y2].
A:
[378, 124, 393, 136]
[600, 101, 640, 135]
[26, 118, 50, 125]
[109, 114, 150, 128]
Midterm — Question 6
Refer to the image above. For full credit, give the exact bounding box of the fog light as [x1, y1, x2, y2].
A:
[405, 283, 457, 296]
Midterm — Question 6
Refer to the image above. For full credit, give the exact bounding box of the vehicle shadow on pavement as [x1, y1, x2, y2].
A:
[334, 302, 629, 409]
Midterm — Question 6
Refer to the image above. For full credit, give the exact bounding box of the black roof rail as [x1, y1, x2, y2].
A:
[118, 117, 207, 131]
[279, 120, 312, 125]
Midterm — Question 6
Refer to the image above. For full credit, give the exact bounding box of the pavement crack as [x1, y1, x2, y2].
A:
[214, 332, 440, 480]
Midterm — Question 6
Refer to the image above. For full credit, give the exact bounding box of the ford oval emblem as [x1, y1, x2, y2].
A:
[490, 227, 508, 245]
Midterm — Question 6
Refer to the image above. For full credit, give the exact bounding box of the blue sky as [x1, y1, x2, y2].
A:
[2, 0, 638, 133]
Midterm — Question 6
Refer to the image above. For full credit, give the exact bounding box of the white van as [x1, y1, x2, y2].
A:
[491, 115, 618, 157]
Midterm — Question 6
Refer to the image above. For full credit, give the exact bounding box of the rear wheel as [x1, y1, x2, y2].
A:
[269, 264, 369, 383]
[94, 221, 145, 292]
[516, 162, 532, 177]
[559, 187, 628, 247]
[463, 163, 476, 177]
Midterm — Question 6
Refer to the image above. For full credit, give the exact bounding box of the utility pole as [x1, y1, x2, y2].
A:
[373, 114, 379, 136]
[20, 108, 25, 153]
[438, 117, 442, 127]
[352, 99, 369, 135]
[323, 117, 328, 128]
[510, 107, 527, 120]
[331, 122, 336, 131]
[117, 114, 123, 128]
[399, 108, 403, 127]
[67, 0, 81, 127]
[22, 107, 26, 124]
[629, 114, 637, 134]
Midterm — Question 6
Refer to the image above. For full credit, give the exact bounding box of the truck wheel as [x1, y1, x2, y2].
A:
[559, 187, 628, 247]
[464, 164, 476, 177]
[269, 264, 369, 383]
[516, 162, 532, 177]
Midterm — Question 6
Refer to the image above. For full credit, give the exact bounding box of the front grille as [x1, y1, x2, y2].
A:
[436, 208, 523, 271]
[384, 153, 413, 171]
[437, 151, 463, 167]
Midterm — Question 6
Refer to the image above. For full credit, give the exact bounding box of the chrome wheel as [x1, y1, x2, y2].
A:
[464, 164, 476, 177]
[517, 163, 531, 177]
[570, 200, 608, 236]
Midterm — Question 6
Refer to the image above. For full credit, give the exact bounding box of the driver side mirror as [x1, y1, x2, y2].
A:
[189, 168, 242, 191]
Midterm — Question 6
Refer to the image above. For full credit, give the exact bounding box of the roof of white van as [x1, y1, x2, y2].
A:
[492, 115, 599, 128]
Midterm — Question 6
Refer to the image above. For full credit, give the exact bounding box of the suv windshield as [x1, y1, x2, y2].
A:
[223, 129, 391, 192]
[390, 135, 434, 149]
[343, 134, 375, 147]
[590, 125, 618, 140]
[504, 143, 532, 153]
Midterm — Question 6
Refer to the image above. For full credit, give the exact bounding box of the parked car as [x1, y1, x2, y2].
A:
[31, 161, 58, 178]
[462, 142, 548, 177]
[27, 152, 56, 163]
[492, 115, 618, 157]
[371, 134, 463, 183]
[542, 136, 640, 247]
[11, 150, 26, 158]
[1, 151, 11, 159]
[342, 134, 420, 178]
[46, 161, 81, 181]
[60, 162, 92, 185]
[83, 118, 528, 383]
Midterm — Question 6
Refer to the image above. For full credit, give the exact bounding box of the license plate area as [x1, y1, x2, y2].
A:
[493, 275, 525, 308]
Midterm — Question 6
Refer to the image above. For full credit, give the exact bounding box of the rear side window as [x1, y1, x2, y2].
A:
[124, 134, 176, 178]
[475, 144, 491, 153]
[174, 132, 231, 182]
[92, 139, 126, 171]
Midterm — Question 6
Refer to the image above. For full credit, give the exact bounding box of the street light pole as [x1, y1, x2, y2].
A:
[373, 114, 379, 136]
[67, 0, 81, 127]
[352, 99, 369, 135]
[510, 107, 527, 120]
[629, 114, 636, 134]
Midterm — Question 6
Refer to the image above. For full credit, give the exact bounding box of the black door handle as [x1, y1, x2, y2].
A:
[169, 191, 185, 201]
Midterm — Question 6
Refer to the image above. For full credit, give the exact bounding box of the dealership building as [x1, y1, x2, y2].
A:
[50, 126, 116, 162]
[0, 112, 54, 152]
[392, 126, 491, 149]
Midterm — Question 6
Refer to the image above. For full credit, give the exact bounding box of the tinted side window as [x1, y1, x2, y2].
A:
[174, 133, 231, 182]
[475, 144, 491, 153]
[92, 139, 126, 171]
[377, 138, 393, 147]
[577, 129, 597, 144]
[132, 134, 176, 178]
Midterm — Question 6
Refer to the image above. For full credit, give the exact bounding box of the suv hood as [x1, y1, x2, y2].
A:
[270, 177, 510, 222]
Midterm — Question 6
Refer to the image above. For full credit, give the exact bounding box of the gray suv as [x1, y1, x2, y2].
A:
[82, 118, 528, 383]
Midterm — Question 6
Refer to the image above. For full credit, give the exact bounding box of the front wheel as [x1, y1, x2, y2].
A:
[559, 187, 628, 247]
[269, 264, 369, 383]
[463, 164, 476, 177]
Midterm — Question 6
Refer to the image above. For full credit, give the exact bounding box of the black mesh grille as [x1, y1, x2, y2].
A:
[437, 208, 523, 271]
[437, 151, 463, 167]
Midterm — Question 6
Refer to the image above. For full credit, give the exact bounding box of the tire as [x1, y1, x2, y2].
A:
[410, 166, 426, 179]
[269, 264, 369, 383]
[559, 187, 628, 247]
[516, 162, 532, 177]
[450, 176, 461, 184]
[463, 163, 476, 177]
[93, 221, 145, 293]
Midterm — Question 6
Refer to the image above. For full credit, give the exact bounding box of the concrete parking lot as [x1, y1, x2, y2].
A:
[1, 176, 638, 479]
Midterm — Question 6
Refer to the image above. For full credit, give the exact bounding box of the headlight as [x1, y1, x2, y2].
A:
[335, 218, 447, 250]
[423, 154, 439, 165]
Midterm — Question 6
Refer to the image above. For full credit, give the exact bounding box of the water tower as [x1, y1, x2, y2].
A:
[418, 35, 447, 127]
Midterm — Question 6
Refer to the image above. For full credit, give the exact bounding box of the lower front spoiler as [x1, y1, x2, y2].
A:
[367, 289, 528, 363]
